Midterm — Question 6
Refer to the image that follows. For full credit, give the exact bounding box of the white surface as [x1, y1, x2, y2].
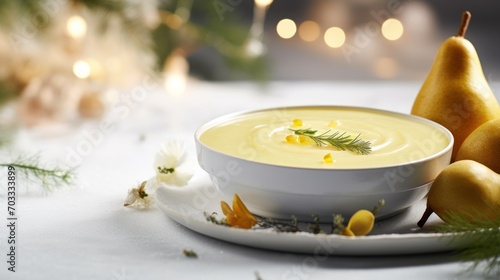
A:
[0, 81, 494, 280]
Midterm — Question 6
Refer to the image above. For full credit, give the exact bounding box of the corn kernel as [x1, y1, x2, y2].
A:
[292, 119, 303, 127]
[323, 153, 333, 163]
[298, 135, 308, 144]
[285, 135, 297, 143]
[328, 120, 341, 127]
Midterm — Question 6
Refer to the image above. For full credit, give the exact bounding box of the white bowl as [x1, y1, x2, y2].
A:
[195, 106, 453, 221]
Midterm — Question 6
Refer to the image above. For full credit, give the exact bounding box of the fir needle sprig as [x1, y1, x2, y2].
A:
[291, 128, 372, 155]
[0, 153, 75, 192]
[432, 211, 500, 277]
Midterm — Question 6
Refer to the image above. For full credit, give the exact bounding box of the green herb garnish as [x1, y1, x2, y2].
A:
[183, 249, 198, 258]
[291, 128, 372, 155]
[433, 211, 500, 277]
[0, 153, 75, 192]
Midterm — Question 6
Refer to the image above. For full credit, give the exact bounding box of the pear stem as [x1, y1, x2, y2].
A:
[457, 11, 471, 37]
[417, 207, 434, 228]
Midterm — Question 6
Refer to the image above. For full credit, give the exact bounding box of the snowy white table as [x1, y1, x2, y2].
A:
[1, 81, 496, 280]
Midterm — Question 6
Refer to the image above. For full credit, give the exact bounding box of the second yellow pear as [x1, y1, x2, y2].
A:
[411, 11, 500, 161]
[456, 118, 500, 174]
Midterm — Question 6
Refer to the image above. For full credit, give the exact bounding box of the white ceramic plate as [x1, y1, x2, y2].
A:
[156, 174, 471, 256]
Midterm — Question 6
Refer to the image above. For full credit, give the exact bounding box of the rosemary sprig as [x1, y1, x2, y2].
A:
[291, 128, 372, 155]
[433, 211, 500, 277]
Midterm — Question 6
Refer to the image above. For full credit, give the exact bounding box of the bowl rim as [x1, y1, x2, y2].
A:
[195, 105, 454, 171]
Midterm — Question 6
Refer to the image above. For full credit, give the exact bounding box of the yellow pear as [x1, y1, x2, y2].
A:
[411, 11, 500, 162]
[456, 118, 500, 174]
[417, 160, 500, 228]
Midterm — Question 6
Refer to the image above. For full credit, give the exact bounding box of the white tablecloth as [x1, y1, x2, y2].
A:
[1, 81, 496, 280]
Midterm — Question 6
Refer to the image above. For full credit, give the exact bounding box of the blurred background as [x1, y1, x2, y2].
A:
[193, 0, 500, 81]
[0, 0, 499, 127]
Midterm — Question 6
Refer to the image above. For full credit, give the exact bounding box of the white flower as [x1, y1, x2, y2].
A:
[153, 140, 194, 187]
[124, 140, 194, 209]
[123, 181, 155, 209]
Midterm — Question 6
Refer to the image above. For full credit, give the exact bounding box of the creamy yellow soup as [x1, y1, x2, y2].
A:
[199, 107, 450, 169]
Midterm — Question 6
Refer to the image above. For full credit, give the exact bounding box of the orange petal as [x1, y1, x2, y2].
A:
[232, 194, 257, 224]
[225, 213, 240, 227]
[235, 217, 257, 229]
[220, 201, 233, 216]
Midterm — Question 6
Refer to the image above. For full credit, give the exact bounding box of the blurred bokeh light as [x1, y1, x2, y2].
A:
[188, 0, 500, 82]
[276, 18, 297, 39]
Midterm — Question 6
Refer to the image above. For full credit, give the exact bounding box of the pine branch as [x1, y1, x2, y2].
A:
[73, 0, 125, 12]
[155, 0, 268, 81]
[74, 0, 153, 52]
[0, 81, 18, 108]
[0, 0, 42, 26]
[0, 154, 76, 192]
[433, 211, 500, 277]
